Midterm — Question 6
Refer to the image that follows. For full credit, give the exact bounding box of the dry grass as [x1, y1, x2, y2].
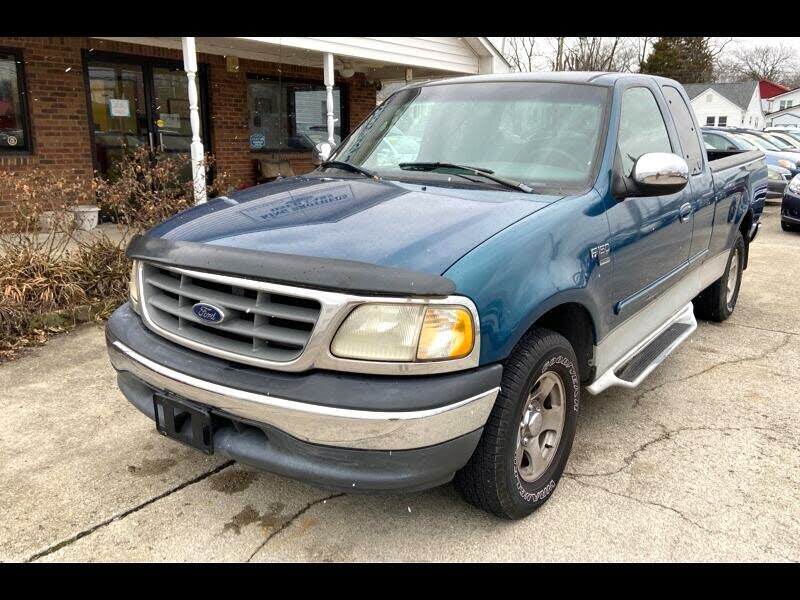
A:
[0, 149, 230, 361]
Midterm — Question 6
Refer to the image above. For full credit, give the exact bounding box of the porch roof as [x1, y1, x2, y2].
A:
[95, 36, 509, 79]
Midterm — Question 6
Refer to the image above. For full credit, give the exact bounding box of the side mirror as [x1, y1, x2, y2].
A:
[630, 152, 689, 196]
[312, 141, 336, 165]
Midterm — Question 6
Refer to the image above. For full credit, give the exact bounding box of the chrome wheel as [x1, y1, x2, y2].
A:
[515, 371, 566, 482]
[726, 248, 739, 308]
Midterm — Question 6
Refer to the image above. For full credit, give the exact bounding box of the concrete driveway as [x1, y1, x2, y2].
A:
[1, 205, 798, 563]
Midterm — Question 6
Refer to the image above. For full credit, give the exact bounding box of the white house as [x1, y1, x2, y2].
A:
[764, 87, 800, 127]
[683, 81, 764, 129]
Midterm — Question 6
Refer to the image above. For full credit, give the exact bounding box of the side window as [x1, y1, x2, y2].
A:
[618, 87, 672, 176]
[662, 86, 704, 175]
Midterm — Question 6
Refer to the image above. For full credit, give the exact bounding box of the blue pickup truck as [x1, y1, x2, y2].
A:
[107, 73, 766, 519]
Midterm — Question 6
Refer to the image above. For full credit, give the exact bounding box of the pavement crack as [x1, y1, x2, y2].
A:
[563, 473, 714, 533]
[729, 322, 800, 337]
[24, 460, 235, 563]
[246, 492, 345, 562]
[631, 334, 791, 409]
[565, 424, 781, 479]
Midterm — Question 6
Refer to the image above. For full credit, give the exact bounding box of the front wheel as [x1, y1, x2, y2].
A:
[454, 328, 580, 520]
[693, 231, 745, 322]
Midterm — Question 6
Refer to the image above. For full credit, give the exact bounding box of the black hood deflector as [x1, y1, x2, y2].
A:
[127, 235, 457, 297]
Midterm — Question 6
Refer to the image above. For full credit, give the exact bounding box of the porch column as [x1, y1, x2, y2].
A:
[181, 36, 207, 204]
[323, 52, 336, 145]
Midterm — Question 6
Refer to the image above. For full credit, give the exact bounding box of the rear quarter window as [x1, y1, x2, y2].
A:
[662, 85, 704, 175]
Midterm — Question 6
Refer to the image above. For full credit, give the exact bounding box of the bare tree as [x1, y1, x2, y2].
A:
[718, 43, 800, 85]
[562, 37, 638, 72]
[503, 37, 537, 72]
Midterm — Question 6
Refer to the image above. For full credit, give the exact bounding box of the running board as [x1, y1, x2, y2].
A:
[586, 302, 697, 395]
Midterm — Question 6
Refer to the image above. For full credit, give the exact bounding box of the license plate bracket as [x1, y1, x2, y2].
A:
[153, 394, 214, 454]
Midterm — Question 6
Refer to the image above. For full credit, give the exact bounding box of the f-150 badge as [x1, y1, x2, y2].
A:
[591, 243, 611, 266]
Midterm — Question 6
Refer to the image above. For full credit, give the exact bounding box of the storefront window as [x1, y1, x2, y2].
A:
[247, 76, 342, 151]
[0, 50, 30, 151]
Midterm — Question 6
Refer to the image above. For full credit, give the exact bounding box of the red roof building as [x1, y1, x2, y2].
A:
[759, 79, 791, 100]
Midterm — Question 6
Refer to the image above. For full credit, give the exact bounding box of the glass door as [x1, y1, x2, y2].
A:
[86, 55, 208, 181]
[87, 60, 149, 177]
[152, 65, 194, 181]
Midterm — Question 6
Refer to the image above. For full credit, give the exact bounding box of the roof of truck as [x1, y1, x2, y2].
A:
[413, 71, 671, 89]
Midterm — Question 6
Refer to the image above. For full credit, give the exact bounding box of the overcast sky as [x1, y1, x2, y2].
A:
[490, 37, 800, 64]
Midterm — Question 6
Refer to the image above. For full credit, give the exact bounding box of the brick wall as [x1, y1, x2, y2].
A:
[0, 37, 377, 220]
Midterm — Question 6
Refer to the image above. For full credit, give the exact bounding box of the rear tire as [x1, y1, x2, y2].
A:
[454, 327, 580, 520]
[782, 220, 799, 232]
[693, 231, 745, 322]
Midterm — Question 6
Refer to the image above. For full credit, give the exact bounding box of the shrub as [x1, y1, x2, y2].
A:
[0, 150, 231, 360]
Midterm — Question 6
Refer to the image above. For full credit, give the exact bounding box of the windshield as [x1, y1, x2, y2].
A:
[726, 133, 757, 150]
[737, 132, 781, 151]
[763, 132, 799, 150]
[332, 82, 610, 193]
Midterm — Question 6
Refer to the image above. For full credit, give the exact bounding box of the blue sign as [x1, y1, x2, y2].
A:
[249, 133, 266, 149]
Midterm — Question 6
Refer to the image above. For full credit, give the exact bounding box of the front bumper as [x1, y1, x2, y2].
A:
[782, 189, 800, 224]
[106, 303, 502, 492]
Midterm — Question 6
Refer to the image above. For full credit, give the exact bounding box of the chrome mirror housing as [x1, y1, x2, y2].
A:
[631, 152, 690, 196]
[312, 141, 336, 165]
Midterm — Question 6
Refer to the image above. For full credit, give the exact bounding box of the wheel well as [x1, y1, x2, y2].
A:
[534, 303, 595, 384]
[739, 210, 753, 270]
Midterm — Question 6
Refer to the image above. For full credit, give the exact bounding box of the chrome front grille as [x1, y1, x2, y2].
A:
[141, 263, 320, 363]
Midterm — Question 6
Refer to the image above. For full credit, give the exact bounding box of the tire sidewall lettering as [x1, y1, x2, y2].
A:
[512, 351, 580, 503]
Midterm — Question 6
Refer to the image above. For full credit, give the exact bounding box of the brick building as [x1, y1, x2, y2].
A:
[0, 36, 508, 220]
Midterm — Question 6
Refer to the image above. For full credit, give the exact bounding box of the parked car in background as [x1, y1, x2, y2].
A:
[703, 127, 800, 177]
[763, 130, 800, 151]
[107, 73, 766, 519]
[764, 127, 800, 146]
[732, 129, 800, 168]
[768, 164, 794, 198]
[782, 174, 800, 232]
[749, 129, 800, 153]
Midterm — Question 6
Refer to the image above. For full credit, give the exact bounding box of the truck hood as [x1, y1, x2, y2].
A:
[149, 176, 557, 275]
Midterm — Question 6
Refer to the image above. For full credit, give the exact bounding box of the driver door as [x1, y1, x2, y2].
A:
[605, 84, 694, 319]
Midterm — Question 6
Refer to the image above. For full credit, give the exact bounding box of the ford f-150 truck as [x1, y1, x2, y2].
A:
[106, 73, 766, 519]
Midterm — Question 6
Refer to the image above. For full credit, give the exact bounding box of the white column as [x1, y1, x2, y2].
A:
[323, 52, 335, 146]
[181, 36, 207, 205]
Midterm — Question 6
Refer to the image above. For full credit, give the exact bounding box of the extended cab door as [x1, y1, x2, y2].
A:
[660, 84, 715, 260]
[605, 83, 694, 319]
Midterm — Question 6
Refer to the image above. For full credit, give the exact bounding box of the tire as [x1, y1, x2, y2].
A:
[693, 231, 745, 322]
[453, 327, 580, 520]
[782, 220, 800, 232]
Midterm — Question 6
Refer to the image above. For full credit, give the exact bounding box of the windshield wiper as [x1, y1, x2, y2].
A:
[320, 161, 380, 179]
[398, 162, 535, 193]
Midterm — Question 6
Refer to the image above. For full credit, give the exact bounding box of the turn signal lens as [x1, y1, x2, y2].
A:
[416, 307, 474, 360]
[129, 260, 140, 303]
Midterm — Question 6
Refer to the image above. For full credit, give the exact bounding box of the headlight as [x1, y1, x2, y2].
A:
[777, 159, 794, 169]
[331, 303, 475, 362]
[789, 175, 800, 193]
[129, 260, 140, 304]
[768, 168, 783, 181]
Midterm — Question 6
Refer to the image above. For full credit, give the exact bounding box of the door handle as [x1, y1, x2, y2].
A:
[679, 202, 692, 223]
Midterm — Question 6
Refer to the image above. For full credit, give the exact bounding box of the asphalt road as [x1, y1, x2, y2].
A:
[2, 205, 798, 562]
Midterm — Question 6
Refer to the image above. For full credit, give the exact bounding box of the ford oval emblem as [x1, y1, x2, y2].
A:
[192, 302, 226, 324]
